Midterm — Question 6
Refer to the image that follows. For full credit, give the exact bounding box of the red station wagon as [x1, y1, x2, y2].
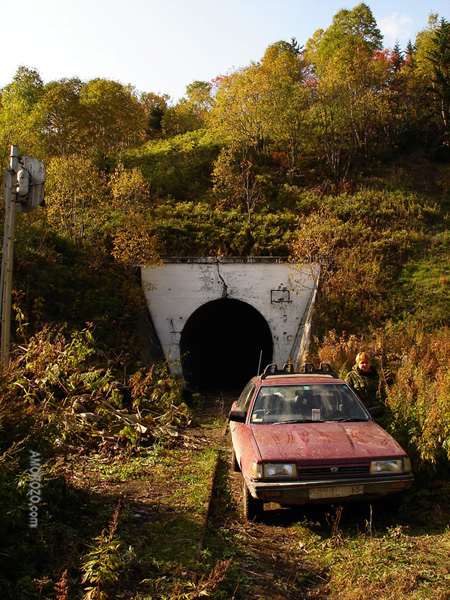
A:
[229, 363, 414, 520]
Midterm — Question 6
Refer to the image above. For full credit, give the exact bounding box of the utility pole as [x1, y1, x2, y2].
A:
[0, 146, 45, 369]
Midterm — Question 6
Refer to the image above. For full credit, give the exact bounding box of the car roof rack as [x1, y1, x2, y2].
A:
[261, 362, 339, 379]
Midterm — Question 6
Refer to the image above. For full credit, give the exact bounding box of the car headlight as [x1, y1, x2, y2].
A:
[370, 459, 407, 474]
[251, 462, 298, 480]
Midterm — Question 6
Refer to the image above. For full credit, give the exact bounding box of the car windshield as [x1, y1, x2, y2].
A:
[250, 384, 370, 424]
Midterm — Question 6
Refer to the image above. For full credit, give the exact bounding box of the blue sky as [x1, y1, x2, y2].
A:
[1, 0, 449, 102]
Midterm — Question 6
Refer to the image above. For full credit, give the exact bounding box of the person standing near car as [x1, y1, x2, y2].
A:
[345, 351, 384, 407]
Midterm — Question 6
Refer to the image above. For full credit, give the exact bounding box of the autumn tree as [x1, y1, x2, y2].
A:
[0, 66, 44, 165]
[37, 77, 84, 159]
[259, 41, 310, 177]
[140, 91, 170, 137]
[208, 65, 267, 147]
[305, 4, 387, 177]
[45, 154, 106, 237]
[211, 145, 264, 225]
[186, 81, 214, 117]
[109, 162, 150, 214]
[162, 80, 212, 135]
[209, 42, 309, 216]
[78, 79, 146, 162]
[307, 3, 382, 77]
[208, 64, 269, 220]
[426, 18, 450, 131]
[415, 13, 441, 78]
[105, 162, 159, 267]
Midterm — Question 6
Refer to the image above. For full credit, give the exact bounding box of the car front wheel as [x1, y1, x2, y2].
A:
[243, 478, 264, 521]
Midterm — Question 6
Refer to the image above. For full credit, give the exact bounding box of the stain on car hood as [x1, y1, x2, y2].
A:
[251, 421, 405, 463]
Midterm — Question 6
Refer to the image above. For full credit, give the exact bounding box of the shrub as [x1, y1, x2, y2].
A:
[314, 323, 450, 478]
[386, 326, 450, 475]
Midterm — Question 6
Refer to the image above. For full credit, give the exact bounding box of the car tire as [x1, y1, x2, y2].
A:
[243, 478, 264, 521]
[231, 447, 240, 472]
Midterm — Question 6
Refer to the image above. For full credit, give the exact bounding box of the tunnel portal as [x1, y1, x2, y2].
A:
[180, 298, 273, 390]
[141, 258, 319, 389]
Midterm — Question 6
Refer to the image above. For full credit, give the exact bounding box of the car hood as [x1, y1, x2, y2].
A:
[251, 421, 405, 463]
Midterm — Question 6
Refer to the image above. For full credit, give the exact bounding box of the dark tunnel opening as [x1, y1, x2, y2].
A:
[180, 298, 273, 391]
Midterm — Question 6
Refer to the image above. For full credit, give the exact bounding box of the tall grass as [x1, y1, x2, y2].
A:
[315, 323, 450, 477]
[386, 326, 450, 475]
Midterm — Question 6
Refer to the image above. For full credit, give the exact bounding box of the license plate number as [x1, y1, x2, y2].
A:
[309, 485, 363, 499]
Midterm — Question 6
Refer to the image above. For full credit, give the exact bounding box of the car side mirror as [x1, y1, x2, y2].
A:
[229, 410, 247, 423]
[369, 406, 385, 419]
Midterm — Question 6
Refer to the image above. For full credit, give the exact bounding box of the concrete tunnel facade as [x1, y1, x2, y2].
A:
[141, 257, 319, 389]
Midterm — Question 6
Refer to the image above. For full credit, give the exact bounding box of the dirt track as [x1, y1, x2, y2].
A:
[188, 393, 331, 600]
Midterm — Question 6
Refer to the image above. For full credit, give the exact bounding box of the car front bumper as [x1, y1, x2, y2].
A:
[248, 473, 414, 504]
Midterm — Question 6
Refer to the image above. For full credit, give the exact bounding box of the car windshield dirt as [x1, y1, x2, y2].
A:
[250, 384, 370, 424]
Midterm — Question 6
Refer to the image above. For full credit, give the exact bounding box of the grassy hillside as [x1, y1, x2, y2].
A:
[1, 135, 450, 600]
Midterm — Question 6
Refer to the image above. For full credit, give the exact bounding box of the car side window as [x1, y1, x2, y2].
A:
[237, 381, 256, 411]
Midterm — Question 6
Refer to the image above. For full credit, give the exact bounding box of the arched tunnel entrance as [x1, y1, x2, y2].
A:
[180, 298, 273, 391]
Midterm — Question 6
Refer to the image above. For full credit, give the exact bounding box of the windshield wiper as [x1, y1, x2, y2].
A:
[328, 417, 369, 422]
[271, 419, 322, 424]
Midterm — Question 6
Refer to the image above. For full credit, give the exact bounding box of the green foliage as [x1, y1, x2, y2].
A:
[162, 81, 212, 136]
[396, 253, 450, 327]
[125, 128, 222, 201]
[148, 200, 297, 256]
[290, 188, 437, 333]
[0, 66, 44, 162]
[426, 18, 450, 131]
[81, 502, 124, 600]
[12, 224, 144, 350]
[307, 3, 382, 78]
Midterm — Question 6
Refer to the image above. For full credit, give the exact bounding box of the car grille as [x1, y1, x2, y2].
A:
[298, 465, 370, 479]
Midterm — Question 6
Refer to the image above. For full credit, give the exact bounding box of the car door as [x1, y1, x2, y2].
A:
[230, 380, 257, 468]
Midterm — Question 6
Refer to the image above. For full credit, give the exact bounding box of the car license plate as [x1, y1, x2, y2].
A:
[309, 485, 363, 499]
